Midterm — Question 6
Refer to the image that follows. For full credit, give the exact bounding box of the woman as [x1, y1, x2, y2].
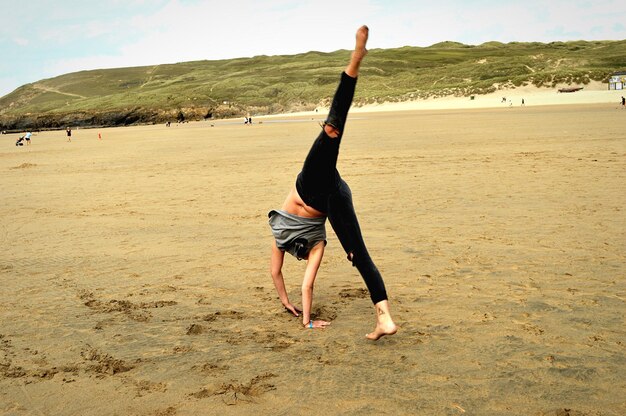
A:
[269, 25, 397, 340]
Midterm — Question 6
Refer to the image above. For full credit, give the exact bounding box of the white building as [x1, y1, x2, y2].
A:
[608, 71, 626, 90]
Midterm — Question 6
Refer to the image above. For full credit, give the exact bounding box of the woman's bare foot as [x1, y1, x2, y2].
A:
[366, 300, 398, 341]
[353, 25, 369, 60]
[345, 25, 369, 78]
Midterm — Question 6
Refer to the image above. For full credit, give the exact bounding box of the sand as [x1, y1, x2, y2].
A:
[1, 100, 625, 415]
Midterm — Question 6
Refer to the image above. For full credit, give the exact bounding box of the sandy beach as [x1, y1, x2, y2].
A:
[1, 98, 625, 415]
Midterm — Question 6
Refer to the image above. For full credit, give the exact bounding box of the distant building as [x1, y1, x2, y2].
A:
[608, 71, 626, 90]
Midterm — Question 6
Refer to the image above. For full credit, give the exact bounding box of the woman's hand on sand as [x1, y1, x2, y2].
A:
[283, 302, 302, 317]
[304, 320, 331, 329]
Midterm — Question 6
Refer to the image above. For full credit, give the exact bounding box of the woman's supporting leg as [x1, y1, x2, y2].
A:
[327, 180, 387, 303]
[328, 180, 397, 340]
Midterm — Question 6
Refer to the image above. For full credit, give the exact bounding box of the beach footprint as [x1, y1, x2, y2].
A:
[190, 373, 277, 405]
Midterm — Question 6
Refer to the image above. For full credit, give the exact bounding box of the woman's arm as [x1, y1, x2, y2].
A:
[301, 242, 331, 329]
[270, 240, 301, 316]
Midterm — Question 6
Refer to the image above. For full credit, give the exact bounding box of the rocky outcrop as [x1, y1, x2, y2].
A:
[0, 105, 252, 131]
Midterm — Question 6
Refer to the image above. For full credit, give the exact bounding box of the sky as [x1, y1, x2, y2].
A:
[1, 0, 626, 97]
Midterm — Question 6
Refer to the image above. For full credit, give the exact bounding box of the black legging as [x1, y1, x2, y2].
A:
[296, 71, 388, 304]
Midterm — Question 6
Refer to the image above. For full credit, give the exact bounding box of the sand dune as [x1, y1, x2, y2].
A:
[1, 102, 625, 415]
[356, 81, 625, 112]
[268, 82, 625, 116]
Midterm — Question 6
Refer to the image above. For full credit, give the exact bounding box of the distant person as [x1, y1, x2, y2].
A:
[621, 96, 625, 107]
[16, 131, 32, 146]
[66, 127, 72, 142]
[521, 98, 525, 106]
[268, 25, 397, 340]
[248, 116, 252, 124]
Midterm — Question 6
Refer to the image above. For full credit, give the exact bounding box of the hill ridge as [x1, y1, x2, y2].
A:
[1, 39, 625, 130]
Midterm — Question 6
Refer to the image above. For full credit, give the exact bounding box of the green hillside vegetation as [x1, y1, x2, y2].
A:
[1, 39, 624, 130]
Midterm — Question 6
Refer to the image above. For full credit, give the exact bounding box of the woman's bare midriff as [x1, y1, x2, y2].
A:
[281, 187, 325, 218]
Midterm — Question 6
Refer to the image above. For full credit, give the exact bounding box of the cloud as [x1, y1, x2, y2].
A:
[117, 0, 379, 59]
[2, 0, 626, 97]
[13, 37, 30, 47]
[613, 22, 626, 33]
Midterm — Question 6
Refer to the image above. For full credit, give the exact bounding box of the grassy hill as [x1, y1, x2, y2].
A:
[1, 39, 624, 130]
